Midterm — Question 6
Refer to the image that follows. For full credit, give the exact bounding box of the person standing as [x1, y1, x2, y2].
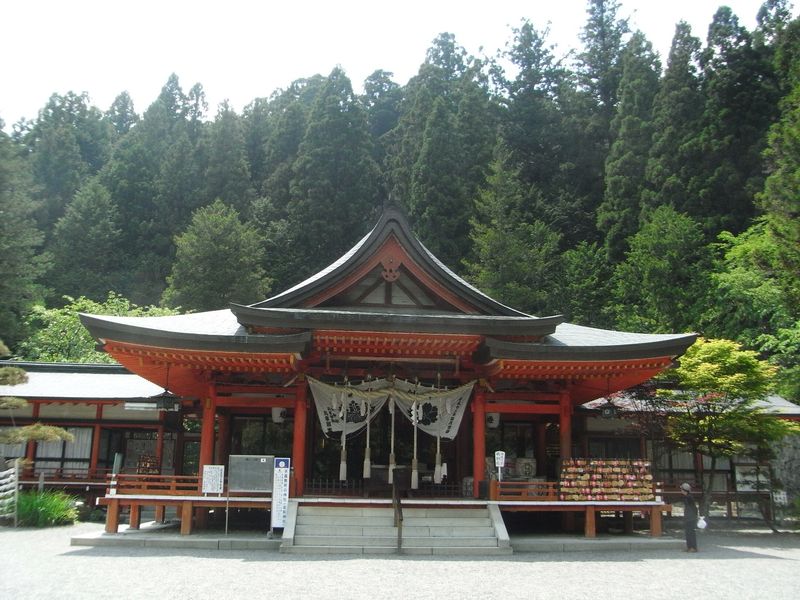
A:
[681, 482, 699, 552]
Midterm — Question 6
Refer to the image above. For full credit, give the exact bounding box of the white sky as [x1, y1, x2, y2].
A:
[0, 0, 786, 128]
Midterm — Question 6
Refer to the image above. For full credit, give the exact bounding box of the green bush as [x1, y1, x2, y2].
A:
[17, 490, 78, 527]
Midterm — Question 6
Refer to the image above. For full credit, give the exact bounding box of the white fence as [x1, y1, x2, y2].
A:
[0, 460, 19, 527]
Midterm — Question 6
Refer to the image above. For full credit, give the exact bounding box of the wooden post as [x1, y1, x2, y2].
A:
[472, 387, 486, 498]
[155, 412, 165, 472]
[216, 412, 230, 465]
[199, 392, 217, 472]
[89, 405, 103, 477]
[559, 392, 575, 532]
[129, 504, 141, 530]
[180, 501, 193, 535]
[559, 392, 572, 460]
[105, 499, 120, 534]
[584, 506, 596, 538]
[624, 510, 634, 534]
[535, 422, 547, 477]
[650, 508, 662, 537]
[291, 378, 308, 497]
[25, 403, 40, 476]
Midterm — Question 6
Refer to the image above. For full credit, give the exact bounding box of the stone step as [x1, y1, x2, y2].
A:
[283, 505, 507, 556]
[294, 533, 499, 548]
[295, 515, 396, 526]
[401, 536, 499, 548]
[295, 524, 398, 536]
[298, 506, 393, 517]
[402, 517, 492, 527]
[282, 545, 513, 556]
[401, 508, 489, 518]
[294, 534, 398, 547]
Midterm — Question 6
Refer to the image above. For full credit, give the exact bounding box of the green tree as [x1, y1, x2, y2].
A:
[687, 6, 782, 237]
[106, 91, 139, 137]
[658, 338, 795, 517]
[17, 293, 177, 363]
[467, 158, 563, 315]
[162, 200, 271, 311]
[241, 96, 273, 195]
[286, 67, 381, 280]
[759, 67, 800, 311]
[0, 126, 49, 348]
[597, 31, 660, 262]
[562, 241, 613, 326]
[577, 0, 629, 137]
[204, 101, 254, 214]
[361, 69, 402, 163]
[611, 205, 711, 332]
[100, 74, 199, 303]
[643, 21, 703, 215]
[409, 97, 471, 268]
[48, 179, 123, 301]
[24, 92, 113, 231]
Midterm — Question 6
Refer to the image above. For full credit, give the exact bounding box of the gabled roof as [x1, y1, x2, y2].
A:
[250, 207, 531, 317]
[79, 206, 696, 371]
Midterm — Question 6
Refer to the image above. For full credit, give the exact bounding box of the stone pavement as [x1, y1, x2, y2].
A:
[3, 520, 799, 599]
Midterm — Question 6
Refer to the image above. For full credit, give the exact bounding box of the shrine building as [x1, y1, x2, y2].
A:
[3, 207, 714, 544]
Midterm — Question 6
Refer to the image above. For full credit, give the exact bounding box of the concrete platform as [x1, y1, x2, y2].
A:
[70, 520, 682, 554]
[70, 521, 283, 551]
[511, 533, 684, 553]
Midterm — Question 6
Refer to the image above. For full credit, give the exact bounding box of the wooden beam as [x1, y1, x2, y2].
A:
[213, 397, 294, 409]
[484, 402, 560, 415]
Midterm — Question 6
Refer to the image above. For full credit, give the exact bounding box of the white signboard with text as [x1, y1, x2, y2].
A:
[202, 465, 225, 495]
[270, 457, 291, 529]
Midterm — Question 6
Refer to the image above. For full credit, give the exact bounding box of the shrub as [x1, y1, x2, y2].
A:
[17, 490, 78, 527]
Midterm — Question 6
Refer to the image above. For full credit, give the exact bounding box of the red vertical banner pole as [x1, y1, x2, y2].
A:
[291, 377, 308, 497]
[472, 386, 486, 498]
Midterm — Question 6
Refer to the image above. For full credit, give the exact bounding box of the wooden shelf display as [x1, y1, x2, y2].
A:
[559, 458, 654, 502]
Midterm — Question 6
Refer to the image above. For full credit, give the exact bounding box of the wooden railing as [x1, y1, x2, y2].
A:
[108, 474, 200, 496]
[490, 480, 559, 501]
[21, 467, 114, 483]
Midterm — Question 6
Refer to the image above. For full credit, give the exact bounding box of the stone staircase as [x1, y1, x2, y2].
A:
[281, 503, 512, 555]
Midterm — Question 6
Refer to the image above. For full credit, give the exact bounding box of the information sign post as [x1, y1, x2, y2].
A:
[270, 457, 291, 536]
[494, 450, 506, 483]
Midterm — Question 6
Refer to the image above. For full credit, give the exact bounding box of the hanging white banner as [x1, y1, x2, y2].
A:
[307, 377, 474, 440]
[308, 378, 389, 436]
[391, 381, 474, 440]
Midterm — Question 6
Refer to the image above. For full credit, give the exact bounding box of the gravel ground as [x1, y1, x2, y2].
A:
[2, 522, 799, 600]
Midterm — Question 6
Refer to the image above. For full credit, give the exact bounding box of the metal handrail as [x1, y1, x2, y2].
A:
[392, 480, 403, 553]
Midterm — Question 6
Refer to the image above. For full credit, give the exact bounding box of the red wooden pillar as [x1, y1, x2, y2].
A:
[216, 411, 230, 465]
[89, 405, 103, 477]
[472, 387, 486, 498]
[291, 378, 308, 497]
[155, 412, 165, 472]
[559, 392, 572, 460]
[198, 389, 217, 472]
[25, 403, 40, 474]
[535, 422, 547, 477]
[559, 392, 575, 532]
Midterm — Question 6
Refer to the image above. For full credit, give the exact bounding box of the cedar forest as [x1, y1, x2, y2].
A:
[1, 1, 798, 402]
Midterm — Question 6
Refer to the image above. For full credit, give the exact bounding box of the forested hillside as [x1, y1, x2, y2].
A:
[1, 1, 798, 400]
